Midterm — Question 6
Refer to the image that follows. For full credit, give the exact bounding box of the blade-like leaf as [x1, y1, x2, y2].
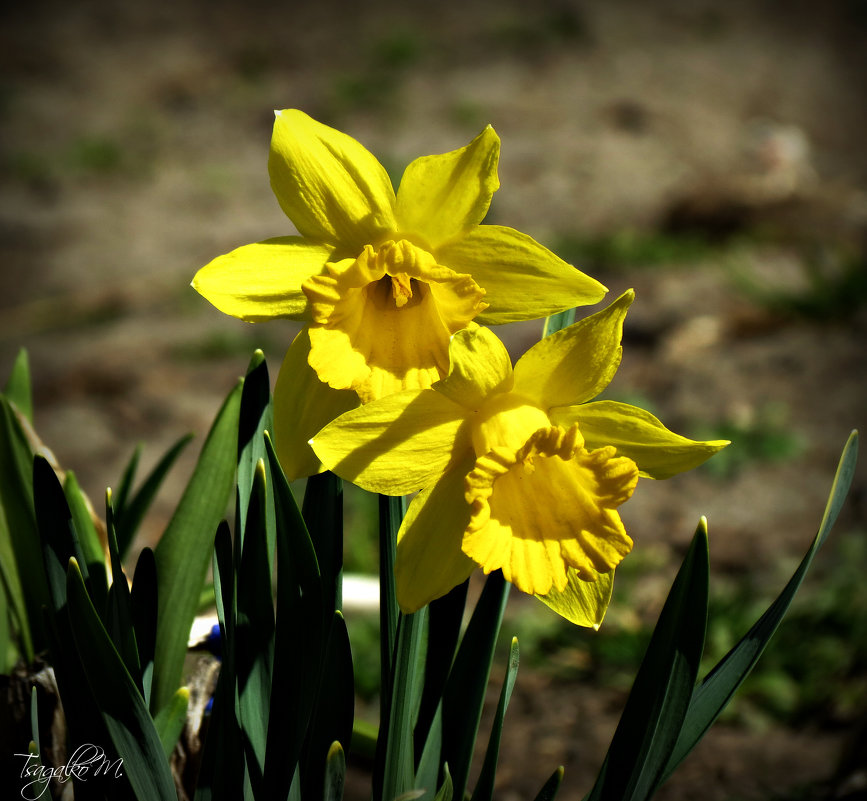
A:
[236, 460, 275, 792]
[115, 434, 194, 559]
[0, 498, 31, 665]
[471, 637, 520, 801]
[543, 308, 577, 338]
[105, 489, 142, 689]
[302, 471, 343, 617]
[379, 493, 405, 688]
[264, 432, 325, 800]
[302, 611, 354, 801]
[113, 443, 142, 530]
[434, 764, 454, 801]
[63, 470, 108, 613]
[587, 520, 709, 801]
[237, 351, 274, 557]
[414, 580, 469, 768]
[131, 547, 158, 708]
[4, 348, 33, 423]
[534, 767, 565, 801]
[152, 378, 241, 714]
[378, 608, 428, 801]
[153, 686, 190, 761]
[0, 396, 48, 652]
[442, 571, 510, 801]
[66, 558, 177, 800]
[324, 742, 346, 801]
[663, 430, 859, 780]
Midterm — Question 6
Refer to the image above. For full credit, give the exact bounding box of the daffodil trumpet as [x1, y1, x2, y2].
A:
[311, 290, 729, 626]
[191, 109, 606, 479]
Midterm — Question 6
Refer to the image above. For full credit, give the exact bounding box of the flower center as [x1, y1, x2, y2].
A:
[302, 239, 488, 403]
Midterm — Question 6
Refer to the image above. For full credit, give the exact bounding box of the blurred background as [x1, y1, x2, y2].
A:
[2, 0, 866, 798]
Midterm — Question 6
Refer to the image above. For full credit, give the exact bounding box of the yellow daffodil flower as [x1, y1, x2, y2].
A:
[311, 291, 729, 626]
[191, 109, 606, 478]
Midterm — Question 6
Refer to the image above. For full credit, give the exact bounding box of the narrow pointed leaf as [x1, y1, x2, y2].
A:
[587, 520, 709, 801]
[471, 637, 520, 801]
[236, 460, 275, 791]
[131, 547, 158, 707]
[115, 433, 195, 559]
[63, 471, 108, 612]
[264, 433, 325, 800]
[0, 397, 48, 651]
[442, 571, 509, 801]
[152, 378, 241, 714]
[113, 443, 142, 528]
[303, 471, 344, 617]
[663, 430, 859, 780]
[153, 687, 190, 760]
[379, 493, 404, 693]
[4, 348, 33, 423]
[378, 609, 428, 801]
[542, 308, 577, 338]
[534, 767, 565, 801]
[415, 580, 468, 768]
[105, 489, 142, 688]
[302, 611, 354, 801]
[324, 742, 346, 801]
[66, 558, 176, 800]
[0, 498, 31, 664]
[434, 764, 454, 801]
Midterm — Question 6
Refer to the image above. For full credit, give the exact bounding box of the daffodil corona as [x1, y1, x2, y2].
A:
[191, 110, 606, 479]
[311, 291, 729, 626]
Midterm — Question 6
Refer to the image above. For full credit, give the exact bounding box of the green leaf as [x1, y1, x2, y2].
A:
[302, 471, 343, 616]
[415, 704, 443, 801]
[153, 686, 190, 760]
[237, 351, 274, 555]
[471, 637, 520, 801]
[433, 764, 454, 801]
[534, 767, 565, 801]
[264, 432, 325, 800]
[378, 608, 428, 801]
[543, 308, 577, 338]
[302, 611, 354, 801]
[324, 742, 346, 801]
[379, 493, 405, 689]
[105, 489, 142, 689]
[236, 460, 275, 792]
[62, 470, 108, 612]
[0, 396, 47, 653]
[152, 378, 241, 714]
[195, 521, 245, 801]
[113, 442, 142, 528]
[131, 547, 158, 708]
[0, 499, 30, 666]
[4, 348, 33, 423]
[442, 571, 509, 801]
[662, 430, 859, 781]
[414, 580, 468, 768]
[115, 434, 194, 559]
[66, 558, 177, 800]
[586, 519, 709, 801]
[33, 455, 86, 618]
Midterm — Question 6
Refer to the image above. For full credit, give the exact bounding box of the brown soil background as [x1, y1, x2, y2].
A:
[2, 1, 866, 799]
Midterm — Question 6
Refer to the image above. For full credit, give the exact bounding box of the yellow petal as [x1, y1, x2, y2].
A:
[269, 109, 396, 249]
[552, 400, 730, 479]
[273, 329, 359, 481]
[437, 225, 607, 325]
[303, 240, 487, 403]
[311, 389, 469, 495]
[192, 237, 333, 322]
[513, 290, 634, 408]
[432, 326, 514, 410]
[394, 126, 500, 248]
[462, 426, 637, 596]
[536, 568, 614, 629]
[394, 454, 478, 613]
